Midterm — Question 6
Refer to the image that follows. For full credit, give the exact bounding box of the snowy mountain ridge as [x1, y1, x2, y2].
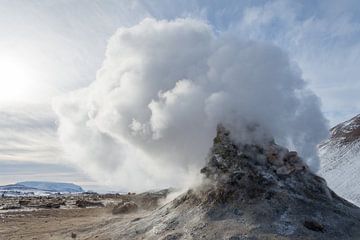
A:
[319, 114, 360, 206]
[328, 114, 360, 144]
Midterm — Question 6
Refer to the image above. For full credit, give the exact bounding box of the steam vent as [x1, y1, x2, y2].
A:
[109, 125, 360, 239]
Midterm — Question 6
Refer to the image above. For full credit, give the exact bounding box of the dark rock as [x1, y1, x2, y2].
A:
[304, 220, 324, 232]
[131, 217, 141, 222]
[162, 233, 183, 240]
[75, 199, 104, 208]
[18, 200, 30, 206]
[228, 237, 257, 240]
[41, 202, 62, 209]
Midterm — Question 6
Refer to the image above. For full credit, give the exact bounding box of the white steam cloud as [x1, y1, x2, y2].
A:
[53, 18, 328, 191]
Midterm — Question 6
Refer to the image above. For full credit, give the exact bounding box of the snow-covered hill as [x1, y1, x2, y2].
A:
[0, 181, 84, 196]
[319, 114, 360, 206]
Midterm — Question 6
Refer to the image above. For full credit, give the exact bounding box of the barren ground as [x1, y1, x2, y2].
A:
[0, 206, 149, 240]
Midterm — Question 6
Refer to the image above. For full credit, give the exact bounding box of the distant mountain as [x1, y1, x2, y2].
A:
[17, 181, 84, 193]
[0, 181, 84, 196]
[319, 114, 360, 206]
[0, 183, 40, 191]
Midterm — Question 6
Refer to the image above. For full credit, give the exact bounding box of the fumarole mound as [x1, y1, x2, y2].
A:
[112, 125, 360, 240]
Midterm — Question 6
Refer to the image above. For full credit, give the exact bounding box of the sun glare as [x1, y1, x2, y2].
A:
[0, 56, 37, 103]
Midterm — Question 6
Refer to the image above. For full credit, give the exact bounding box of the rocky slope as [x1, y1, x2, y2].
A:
[98, 125, 360, 239]
[319, 114, 360, 206]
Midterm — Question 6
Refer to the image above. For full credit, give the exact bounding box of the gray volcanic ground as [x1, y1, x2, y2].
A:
[2, 125, 359, 240]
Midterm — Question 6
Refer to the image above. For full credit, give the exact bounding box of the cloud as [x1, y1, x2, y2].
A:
[233, 0, 360, 124]
[0, 104, 60, 163]
[53, 18, 329, 191]
[2, 0, 359, 126]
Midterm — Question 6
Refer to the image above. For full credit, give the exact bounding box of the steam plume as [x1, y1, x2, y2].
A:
[53, 18, 328, 191]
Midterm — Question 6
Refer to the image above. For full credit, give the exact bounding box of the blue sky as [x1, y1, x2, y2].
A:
[0, 0, 359, 190]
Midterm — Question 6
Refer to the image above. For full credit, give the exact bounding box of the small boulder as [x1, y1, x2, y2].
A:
[18, 199, 30, 206]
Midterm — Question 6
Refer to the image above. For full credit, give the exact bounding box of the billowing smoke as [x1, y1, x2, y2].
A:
[53, 18, 328, 191]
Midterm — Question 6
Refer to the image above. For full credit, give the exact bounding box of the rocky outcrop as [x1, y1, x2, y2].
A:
[200, 124, 331, 205]
[327, 114, 360, 145]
